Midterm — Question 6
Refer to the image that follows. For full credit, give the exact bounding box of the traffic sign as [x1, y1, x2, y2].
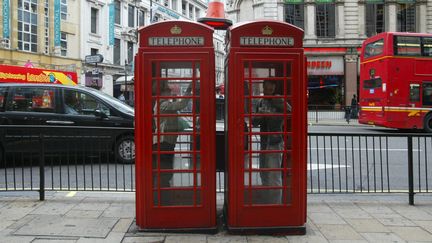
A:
[85, 54, 104, 64]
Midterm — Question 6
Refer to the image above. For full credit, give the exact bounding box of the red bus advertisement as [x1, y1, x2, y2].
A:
[359, 32, 432, 132]
[0, 64, 77, 85]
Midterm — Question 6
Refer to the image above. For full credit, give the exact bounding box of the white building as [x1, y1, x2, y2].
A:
[227, 0, 432, 105]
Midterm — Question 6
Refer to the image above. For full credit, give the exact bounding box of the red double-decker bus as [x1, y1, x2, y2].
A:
[359, 32, 432, 132]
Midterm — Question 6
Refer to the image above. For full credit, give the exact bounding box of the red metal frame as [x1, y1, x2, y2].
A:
[225, 21, 307, 234]
[135, 20, 216, 231]
[359, 32, 432, 130]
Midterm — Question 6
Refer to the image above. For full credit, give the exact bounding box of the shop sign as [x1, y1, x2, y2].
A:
[307, 56, 344, 75]
[0, 65, 77, 85]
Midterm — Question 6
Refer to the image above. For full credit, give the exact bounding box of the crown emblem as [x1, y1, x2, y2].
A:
[170, 25, 182, 35]
[262, 26, 273, 35]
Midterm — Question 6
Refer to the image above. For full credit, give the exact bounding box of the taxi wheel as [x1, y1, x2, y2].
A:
[115, 135, 135, 164]
[424, 114, 432, 133]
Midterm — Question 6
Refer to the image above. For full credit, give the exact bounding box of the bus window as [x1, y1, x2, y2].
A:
[423, 83, 432, 106]
[363, 78, 382, 89]
[422, 38, 432, 57]
[364, 39, 384, 58]
[409, 84, 420, 102]
[394, 36, 421, 56]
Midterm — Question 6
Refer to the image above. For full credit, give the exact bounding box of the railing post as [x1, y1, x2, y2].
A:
[408, 135, 414, 205]
[315, 105, 318, 123]
[39, 132, 45, 201]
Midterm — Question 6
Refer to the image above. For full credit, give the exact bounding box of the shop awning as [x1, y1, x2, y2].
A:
[115, 75, 134, 84]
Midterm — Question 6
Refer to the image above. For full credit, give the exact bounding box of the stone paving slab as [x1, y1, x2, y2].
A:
[1, 192, 432, 242]
[12, 215, 118, 238]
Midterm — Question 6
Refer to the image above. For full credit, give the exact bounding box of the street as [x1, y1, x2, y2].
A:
[1, 124, 429, 194]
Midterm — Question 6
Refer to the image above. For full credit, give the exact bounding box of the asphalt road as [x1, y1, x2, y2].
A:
[0, 125, 430, 196]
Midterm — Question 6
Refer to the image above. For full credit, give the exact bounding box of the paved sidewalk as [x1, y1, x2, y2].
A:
[1, 192, 432, 242]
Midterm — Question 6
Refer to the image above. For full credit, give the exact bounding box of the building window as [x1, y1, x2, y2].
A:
[18, 0, 38, 53]
[182, 1, 186, 16]
[115, 0, 121, 25]
[44, 0, 49, 54]
[284, 3, 304, 30]
[316, 3, 335, 38]
[366, 2, 384, 37]
[397, 3, 416, 32]
[90, 48, 98, 56]
[189, 4, 193, 19]
[139, 10, 145, 27]
[60, 32, 67, 56]
[114, 38, 121, 65]
[90, 8, 98, 34]
[60, 0, 67, 20]
[172, 0, 178, 11]
[127, 41, 134, 64]
[128, 5, 135, 27]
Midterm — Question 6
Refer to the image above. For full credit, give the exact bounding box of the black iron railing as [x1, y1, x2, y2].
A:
[1, 126, 431, 205]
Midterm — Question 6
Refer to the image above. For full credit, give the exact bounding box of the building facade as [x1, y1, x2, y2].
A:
[227, 0, 432, 105]
[1, 0, 225, 102]
[0, 0, 82, 75]
[81, 0, 225, 102]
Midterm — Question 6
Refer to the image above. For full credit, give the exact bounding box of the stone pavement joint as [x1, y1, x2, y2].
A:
[0, 192, 432, 242]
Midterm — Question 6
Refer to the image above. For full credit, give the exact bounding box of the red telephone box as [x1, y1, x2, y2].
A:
[135, 20, 216, 231]
[225, 21, 307, 234]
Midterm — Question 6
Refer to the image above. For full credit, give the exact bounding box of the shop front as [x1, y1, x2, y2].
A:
[306, 56, 344, 106]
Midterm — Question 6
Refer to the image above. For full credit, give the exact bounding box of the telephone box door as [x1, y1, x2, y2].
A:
[235, 53, 305, 225]
[226, 21, 307, 234]
[135, 21, 216, 231]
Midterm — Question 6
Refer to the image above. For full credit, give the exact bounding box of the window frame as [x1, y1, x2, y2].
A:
[114, 0, 121, 25]
[397, 3, 416, 33]
[284, 3, 304, 30]
[90, 7, 98, 34]
[315, 2, 335, 38]
[60, 32, 67, 56]
[365, 2, 385, 37]
[17, 0, 38, 53]
[60, 0, 67, 20]
[128, 4, 135, 27]
[114, 38, 121, 66]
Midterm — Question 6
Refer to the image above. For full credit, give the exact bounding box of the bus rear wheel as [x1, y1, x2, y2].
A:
[424, 114, 432, 133]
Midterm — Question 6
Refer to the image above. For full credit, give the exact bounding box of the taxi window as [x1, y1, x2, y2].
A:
[0, 87, 6, 111]
[8, 87, 56, 113]
[64, 89, 111, 116]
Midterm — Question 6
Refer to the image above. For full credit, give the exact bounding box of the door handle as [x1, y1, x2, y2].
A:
[46, 120, 75, 125]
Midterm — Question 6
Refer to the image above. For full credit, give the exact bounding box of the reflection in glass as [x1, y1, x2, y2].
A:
[151, 60, 201, 207]
[251, 62, 284, 78]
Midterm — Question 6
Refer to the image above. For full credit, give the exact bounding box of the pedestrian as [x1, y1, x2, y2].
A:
[252, 80, 291, 204]
[118, 92, 126, 102]
[152, 82, 192, 206]
[350, 94, 358, 119]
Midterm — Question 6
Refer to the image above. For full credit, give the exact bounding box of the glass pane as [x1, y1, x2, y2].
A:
[395, 36, 421, 56]
[251, 62, 284, 78]
[423, 83, 432, 106]
[160, 62, 194, 78]
[409, 84, 420, 102]
[153, 172, 201, 188]
[10, 88, 56, 112]
[423, 38, 432, 57]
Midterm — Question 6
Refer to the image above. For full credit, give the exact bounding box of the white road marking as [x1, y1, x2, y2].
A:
[308, 164, 350, 171]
